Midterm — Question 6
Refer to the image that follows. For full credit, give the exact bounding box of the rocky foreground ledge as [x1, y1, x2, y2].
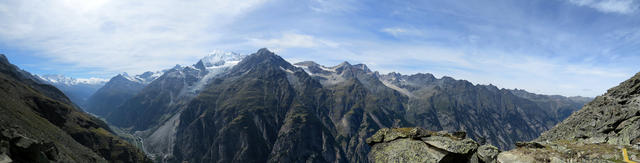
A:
[367, 127, 640, 163]
[366, 127, 499, 163]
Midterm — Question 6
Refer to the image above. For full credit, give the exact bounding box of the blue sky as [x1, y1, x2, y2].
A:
[1, 0, 640, 97]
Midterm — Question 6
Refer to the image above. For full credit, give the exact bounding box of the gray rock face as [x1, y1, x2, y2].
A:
[367, 127, 496, 163]
[0, 128, 60, 163]
[476, 145, 499, 163]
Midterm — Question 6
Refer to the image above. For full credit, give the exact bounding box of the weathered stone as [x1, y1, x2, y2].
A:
[514, 141, 544, 149]
[497, 151, 535, 163]
[477, 144, 500, 163]
[422, 136, 478, 154]
[0, 153, 11, 163]
[452, 131, 466, 139]
[368, 138, 447, 163]
[366, 128, 389, 145]
[368, 128, 488, 163]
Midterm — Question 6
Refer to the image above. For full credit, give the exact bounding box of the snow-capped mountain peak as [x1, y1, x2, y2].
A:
[37, 74, 108, 86]
[198, 50, 245, 68]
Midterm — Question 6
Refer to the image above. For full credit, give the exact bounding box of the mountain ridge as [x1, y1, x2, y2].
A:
[79, 49, 590, 162]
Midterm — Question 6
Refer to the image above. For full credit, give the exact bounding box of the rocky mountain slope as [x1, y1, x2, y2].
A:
[0, 54, 150, 162]
[84, 72, 161, 117]
[36, 74, 107, 108]
[377, 72, 589, 149]
[94, 49, 589, 162]
[368, 72, 640, 163]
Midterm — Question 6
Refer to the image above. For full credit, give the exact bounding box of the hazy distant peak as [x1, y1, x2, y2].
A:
[37, 74, 108, 86]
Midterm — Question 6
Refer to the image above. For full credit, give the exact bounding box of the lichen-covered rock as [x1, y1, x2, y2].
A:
[369, 138, 447, 163]
[367, 128, 486, 163]
[421, 136, 478, 154]
[476, 144, 500, 163]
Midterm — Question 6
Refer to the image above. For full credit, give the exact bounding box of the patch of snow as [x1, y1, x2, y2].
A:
[293, 65, 312, 75]
[380, 79, 414, 97]
[279, 66, 295, 74]
[119, 71, 163, 84]
[320, 66, 336, 72]
[179, 51, 246, 96]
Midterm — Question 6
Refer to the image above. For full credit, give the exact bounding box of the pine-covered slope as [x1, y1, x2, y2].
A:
[0, 54, 150, 163]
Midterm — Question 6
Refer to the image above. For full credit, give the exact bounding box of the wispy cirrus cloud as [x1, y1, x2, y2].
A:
[248, 32, 340, 53]
[567, 0, 639, 14]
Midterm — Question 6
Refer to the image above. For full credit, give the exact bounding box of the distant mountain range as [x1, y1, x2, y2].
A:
[75, 49, 591, 162]
[0, 54, 149, 162]
[35, 74, 107, 108]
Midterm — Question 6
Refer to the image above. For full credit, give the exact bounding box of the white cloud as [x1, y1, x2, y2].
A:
[381, 28, 411, 37]
[568, 0, 639, 14]
[0, 0, 266, 75]
[309, 0, 357, 13]
[249, 33, 339, 49]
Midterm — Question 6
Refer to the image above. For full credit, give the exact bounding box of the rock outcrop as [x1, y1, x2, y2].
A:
[366, 127, 499, 163]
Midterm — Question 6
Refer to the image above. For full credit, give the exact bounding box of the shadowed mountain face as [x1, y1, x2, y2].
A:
[85, 74, 147, 117]
[0, 54, 150, 162]
[175, 49, 345, 162]
[92, 49, 589, 162]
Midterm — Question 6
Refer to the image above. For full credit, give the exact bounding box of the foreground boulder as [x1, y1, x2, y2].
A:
[366, 127, 499, 163]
